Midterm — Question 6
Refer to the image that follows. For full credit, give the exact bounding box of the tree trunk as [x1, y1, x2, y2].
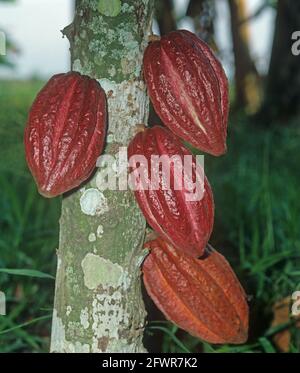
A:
[228, 0, 261, 113]
[50, 0, 154, 353]
[263, 0, 300, 121]
[155, 0, 176, 36]
[186, 0, 215, 47]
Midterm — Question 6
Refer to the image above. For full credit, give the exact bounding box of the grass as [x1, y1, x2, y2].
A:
[0, 80, 299, 352]
[0, 80, 60, 352]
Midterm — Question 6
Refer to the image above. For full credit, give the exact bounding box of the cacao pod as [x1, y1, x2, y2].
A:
[128, 125, 214, 257]
[24, 72, 107, 197]
[143, 238, 249, 344]
[143, 30, 229, 156]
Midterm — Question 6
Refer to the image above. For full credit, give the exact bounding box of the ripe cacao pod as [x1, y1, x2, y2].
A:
[143, 238, 249, 344]
[24, 72, 107, 197]
[143, 30, 229, 156]
[128, 125, 214, 257]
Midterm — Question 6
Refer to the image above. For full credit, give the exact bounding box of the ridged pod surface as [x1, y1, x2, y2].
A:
[143, 30, 229, 156]
[143, 238, 249, 344]
[128, 125, 214, 257]
[24, 72, 107, 197]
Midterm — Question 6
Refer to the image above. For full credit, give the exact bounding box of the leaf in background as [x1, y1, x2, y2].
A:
[147, 325, 191, 353]
[259, 337, 276, 353]
[0, 314, 52, 336]
[0, 268, 55, 280]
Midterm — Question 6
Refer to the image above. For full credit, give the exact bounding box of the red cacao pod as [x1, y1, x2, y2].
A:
[143, 238, 249, 344]
[24, 72, 107, 197]
[128, 125, 214, 257]
[143, 30, 229, 156]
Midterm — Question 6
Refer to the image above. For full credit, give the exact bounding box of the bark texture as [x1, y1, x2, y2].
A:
[50, 0, 154, 353]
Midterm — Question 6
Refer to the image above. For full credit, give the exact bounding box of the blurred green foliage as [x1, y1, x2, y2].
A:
[0, 0, 17, 67]
[0, 80, 299, 352]
[0, 36, 16, 68]
[0, 81, 60, 352]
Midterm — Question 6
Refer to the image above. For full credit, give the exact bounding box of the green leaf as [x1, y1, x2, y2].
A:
[259, 337, 276, 353]
[0, 268, 55, 280]
[0, 314, 52, 335]
[264, 320, 294, 337]
[147, 325, 191, 353]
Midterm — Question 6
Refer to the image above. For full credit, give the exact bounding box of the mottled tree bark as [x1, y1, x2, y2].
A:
[50, 0, 154, 353]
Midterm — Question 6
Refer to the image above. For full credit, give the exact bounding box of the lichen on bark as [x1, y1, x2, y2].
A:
[50, 0, 154, 353]
[65, 0, 152, 83]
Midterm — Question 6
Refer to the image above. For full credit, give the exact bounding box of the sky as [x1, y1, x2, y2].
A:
[0, 0, 276, 80]
[0, 0, 72, 78]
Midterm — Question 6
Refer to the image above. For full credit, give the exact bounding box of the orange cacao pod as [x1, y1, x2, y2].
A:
[143, 238, 249, 344]
[24, 72, 107, 197]
[143, 30, 229, 156]
[128, 125, 214, 257]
